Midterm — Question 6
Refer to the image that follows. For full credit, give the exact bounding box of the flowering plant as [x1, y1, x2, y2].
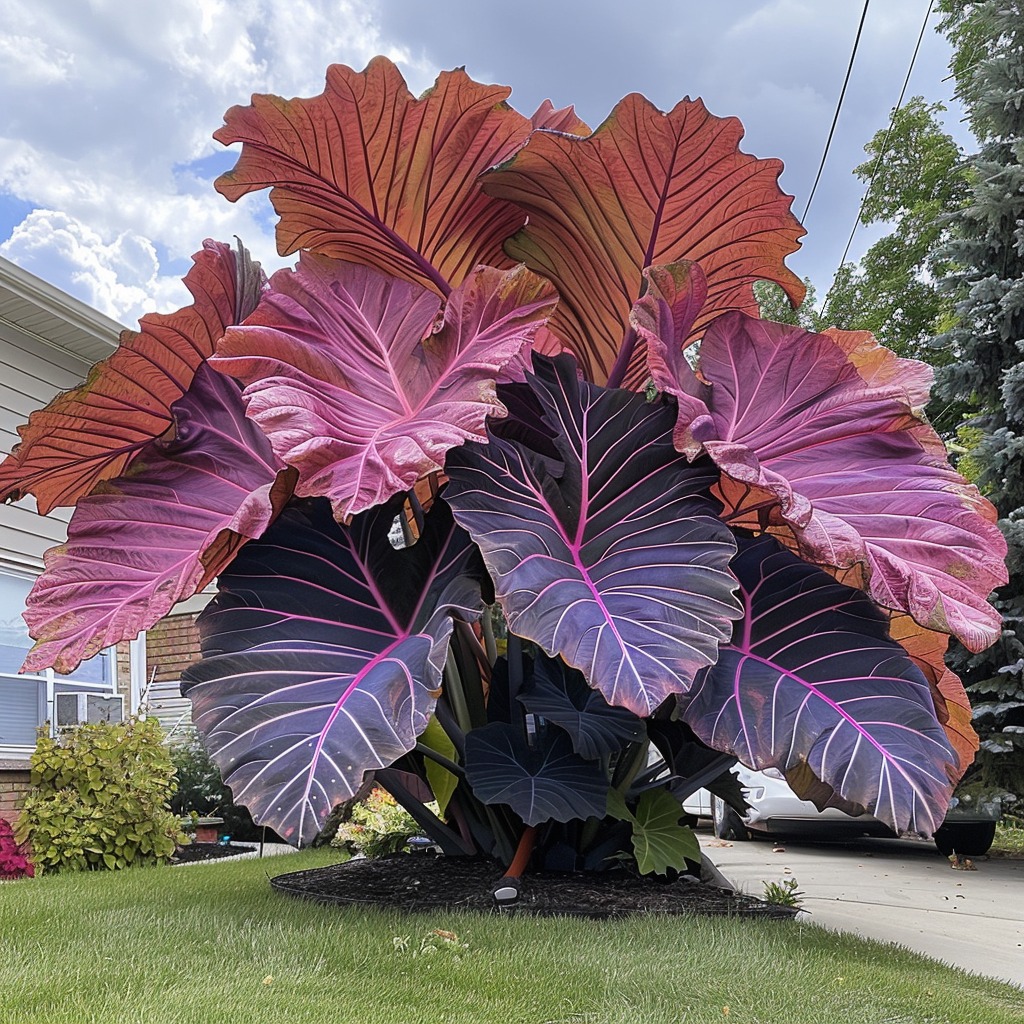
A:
[0, 818, 34, 880]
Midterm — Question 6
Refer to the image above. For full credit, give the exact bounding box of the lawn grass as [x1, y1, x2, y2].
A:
[1, 851, 1022, 1024]
[991, 816, 1024, 858]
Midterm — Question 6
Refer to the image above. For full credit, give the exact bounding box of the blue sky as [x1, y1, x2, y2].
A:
[0, 0, 970, 327]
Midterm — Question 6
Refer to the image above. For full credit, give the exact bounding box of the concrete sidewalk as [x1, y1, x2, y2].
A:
[700, 832, 1024, 989]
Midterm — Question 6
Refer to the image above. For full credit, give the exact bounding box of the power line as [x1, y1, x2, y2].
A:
[801, 0, 872, 225]
[823, 0, 935, 318]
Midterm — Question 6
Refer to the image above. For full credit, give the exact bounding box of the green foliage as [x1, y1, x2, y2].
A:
[168, 731, 275, 842]
[607, 788, 700, 876]
[932, 0, 1024, 807]
[14, 716, 186, 873]
[331, 787, 424, 858]
[824, 98, 968, 402]
[419, 716, 459, 816]
[762, 877, 804, 910]
[755, 278, 830, 332]
[991, 814, 1024, 856]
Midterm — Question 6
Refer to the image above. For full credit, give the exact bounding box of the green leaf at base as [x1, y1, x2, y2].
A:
[608, 788, 699, 875]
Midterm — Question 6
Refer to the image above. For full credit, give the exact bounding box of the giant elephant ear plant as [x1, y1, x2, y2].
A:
[0, 57, 1007, 879]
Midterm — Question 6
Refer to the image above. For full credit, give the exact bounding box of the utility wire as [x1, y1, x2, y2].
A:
[801, 0, 872, 224]
[823, 0, 935, 317]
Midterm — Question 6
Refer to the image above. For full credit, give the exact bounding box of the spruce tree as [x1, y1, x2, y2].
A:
[935, 0, 1024, 807]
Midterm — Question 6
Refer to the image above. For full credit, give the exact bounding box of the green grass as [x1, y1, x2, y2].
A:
[1, 851, 1022, 1024]
[991, 816, 1024, 857]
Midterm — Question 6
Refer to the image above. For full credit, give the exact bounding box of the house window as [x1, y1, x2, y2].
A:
[0, 569, 117, 754]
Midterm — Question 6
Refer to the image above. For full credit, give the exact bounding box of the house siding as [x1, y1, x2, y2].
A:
[0, 319, 87, 572]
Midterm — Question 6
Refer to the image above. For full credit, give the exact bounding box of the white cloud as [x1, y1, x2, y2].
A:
[0, 209, 187, 324]
[0, 0, 969, 317]
[0, 0, 401, 320]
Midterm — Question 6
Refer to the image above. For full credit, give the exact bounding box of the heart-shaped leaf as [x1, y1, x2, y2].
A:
[680, 313, 1007, 652]
[463, 722, 608, 825]
[215, 58, 582, 295]
[519, 653, 645, 760]
[607, 789, 699, 875]
[0, 240, 263, 514]
[21, 365, 292, 674]
[181, 497, 483, 846]
[482, 94, 805, 385]
[445, 354, 742, 716]
[213, 258, 556, 518]
[682, 536, 957, 837]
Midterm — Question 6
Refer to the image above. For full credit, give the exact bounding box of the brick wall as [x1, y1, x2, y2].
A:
[0, 767, 30, 825]
[145, 613, 202, 734]
[146, 613, 201, 685]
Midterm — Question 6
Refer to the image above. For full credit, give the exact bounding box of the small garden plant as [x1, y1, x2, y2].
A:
[0, 57, 1007, 880]
[0, 818, 33, 880]
[762, 878, 804, 910]
[331, 787, 424, 858]
[15, 717, 187, 872]
[169, 730, 277, 842]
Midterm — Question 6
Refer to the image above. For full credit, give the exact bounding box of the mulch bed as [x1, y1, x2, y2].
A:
[270, 853, 797, 919]
[172, 842, 257, 864]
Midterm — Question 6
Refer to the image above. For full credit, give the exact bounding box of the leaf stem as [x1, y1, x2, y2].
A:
[481, 608, 498, 666]
[505, 824, 538, 877]
[605, 326, 639, 390]
[443, 648, 473, 734]
[376, 768, 471, 855]
[414, 742, 465, 779]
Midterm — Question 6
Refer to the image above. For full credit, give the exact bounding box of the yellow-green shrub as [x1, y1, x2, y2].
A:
[15, 716, 187, 873]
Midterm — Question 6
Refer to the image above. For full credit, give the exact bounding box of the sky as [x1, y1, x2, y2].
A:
[0, 0, 971, 329]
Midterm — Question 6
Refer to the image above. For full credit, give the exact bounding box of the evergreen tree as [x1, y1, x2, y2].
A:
[935, 0, 1024, 807]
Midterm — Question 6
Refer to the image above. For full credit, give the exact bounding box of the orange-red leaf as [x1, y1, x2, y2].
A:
[0, 240, 263, 514]
[215, 57, 562, 294]
[482, 93, 805, 385]
[888, 613, 979, 781]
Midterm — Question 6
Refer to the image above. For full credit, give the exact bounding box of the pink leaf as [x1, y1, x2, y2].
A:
[212, 258, 557, 518]
[629, 262, 715, 456]
[22, 366, 292, 674]
[682, 313, 1007, 651]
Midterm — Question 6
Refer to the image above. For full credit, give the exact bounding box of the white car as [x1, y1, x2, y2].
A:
[684, 766, 998, 856]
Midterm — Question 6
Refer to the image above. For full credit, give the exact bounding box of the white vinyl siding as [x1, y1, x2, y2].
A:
[0, 318, 92, 572]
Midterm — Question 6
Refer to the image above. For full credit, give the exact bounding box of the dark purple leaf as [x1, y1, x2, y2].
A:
[681, 535, 957, 837]
[519, 654, 645, 760]
[445, 354, 742, 716]
[181, 497, 483, 846]
[463, 722, 609, 825]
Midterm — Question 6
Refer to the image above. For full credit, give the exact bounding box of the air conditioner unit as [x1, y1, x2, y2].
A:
[54, 692, 124, 728]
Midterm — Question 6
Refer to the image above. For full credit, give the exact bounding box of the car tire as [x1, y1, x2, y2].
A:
[712, 795, 748, 841]
[933, 819, 997, 858]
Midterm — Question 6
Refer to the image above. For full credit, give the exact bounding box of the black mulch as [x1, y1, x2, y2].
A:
[270, 853, 797, 920]
[172, 842, 257, 864]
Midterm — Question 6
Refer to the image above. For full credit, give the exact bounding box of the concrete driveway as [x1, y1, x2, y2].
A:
[700, 831, 1024, 988]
